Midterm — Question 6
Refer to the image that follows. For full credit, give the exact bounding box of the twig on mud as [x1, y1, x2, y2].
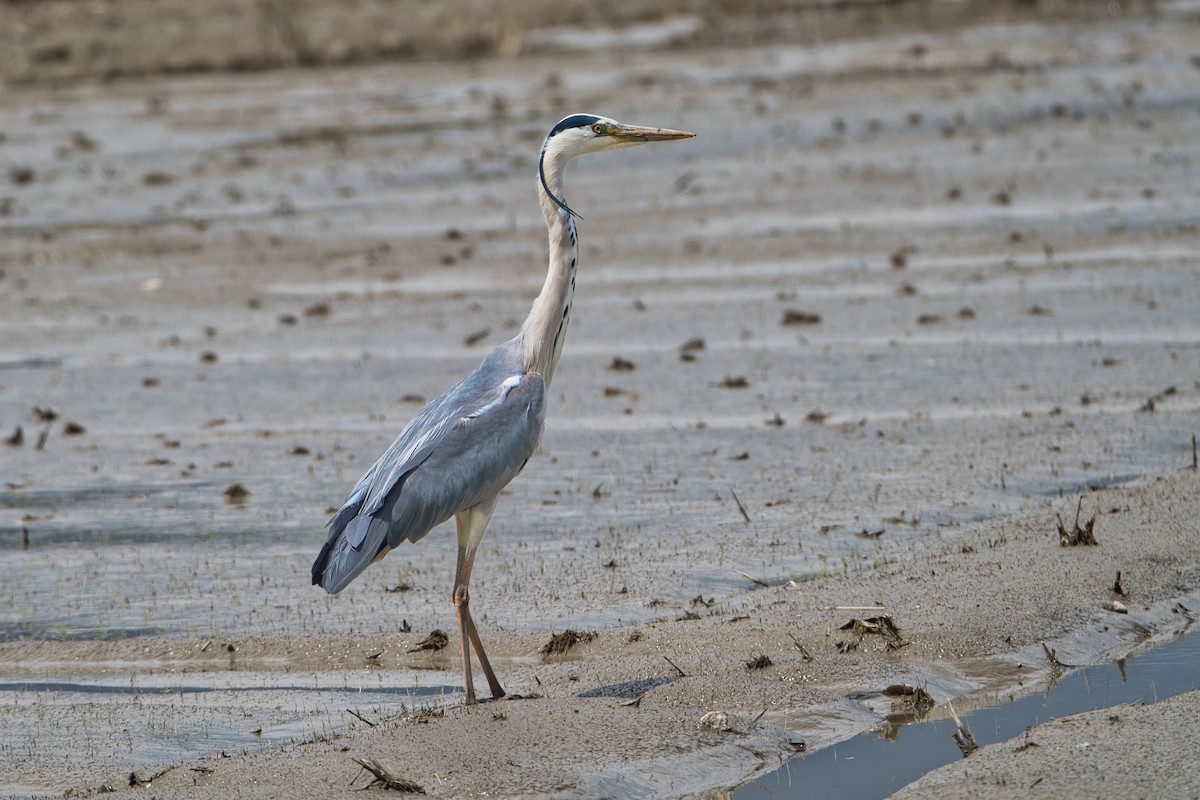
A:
[734, 569, 769, 588]
[663, 655, 687, 677]
[347, 708, 377, 727]
[818, 605, 887, 612]
[1042, 642, 1073, 671]
[352, 757, 425, 792]
[788, 633, 814, 661]
[128, 766, 174, 787]
[946, 701, 978, 757]
[730, 487, 752, 523]
[1015, 726, 1039, 753]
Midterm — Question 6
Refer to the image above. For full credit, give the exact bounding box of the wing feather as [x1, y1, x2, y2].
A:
[312, 362, 545, 594]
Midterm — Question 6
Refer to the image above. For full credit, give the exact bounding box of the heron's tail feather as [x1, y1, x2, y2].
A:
[312, 513, 391, 593]
[313, 465, 422, 593]
[312, 471, 378, 591]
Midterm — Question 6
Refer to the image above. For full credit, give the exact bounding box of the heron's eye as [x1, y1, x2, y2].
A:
[592, 123, 604, 135]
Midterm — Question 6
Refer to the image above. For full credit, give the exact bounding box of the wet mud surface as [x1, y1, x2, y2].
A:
[1, 1, 1199, 796]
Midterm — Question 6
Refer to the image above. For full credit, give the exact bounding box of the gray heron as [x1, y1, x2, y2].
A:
[312, 113, 694, 703]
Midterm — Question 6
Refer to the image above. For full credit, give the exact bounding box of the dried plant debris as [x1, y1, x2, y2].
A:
[781, 309, 821, 326]
[836, 614, 908, 652]
[1057, 497, 1098, 546]
[885, 683, 935, 712]
[223, 483, 251, 504]
[679, 337, 706, 362]
[1138, 384, 1177, 413]
[347, 708, 377, 726]
[352, 758, 425, 792]
[947, 702, 978, 757]
[128, 767, 173, 787]
[788, 633, 814, 661]
[540, 629, 597, 656]
[1042, 642, 1073, 672]
[745, 654, 773, 670]
[407, 630, 449, 653]
[890, 246, 916, 269]
[1015, 727, 1039, 752]
[407, 707, 444, 725]
[734, 569, 769, 588]
[730, 488, 752, 523]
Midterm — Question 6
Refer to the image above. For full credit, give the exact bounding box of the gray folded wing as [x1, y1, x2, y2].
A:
[312, 369, 545, 594]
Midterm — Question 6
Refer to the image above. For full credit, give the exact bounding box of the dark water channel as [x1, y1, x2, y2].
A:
[737, 631, 1200, 799]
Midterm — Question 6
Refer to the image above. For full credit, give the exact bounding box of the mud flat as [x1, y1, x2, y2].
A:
[1, 1, 1198, 796]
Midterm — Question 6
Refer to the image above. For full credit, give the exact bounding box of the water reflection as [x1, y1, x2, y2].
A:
[736, 631, 1200, 800]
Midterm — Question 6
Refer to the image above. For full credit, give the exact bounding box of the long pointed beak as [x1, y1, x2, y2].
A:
[610, 123, 696, 142]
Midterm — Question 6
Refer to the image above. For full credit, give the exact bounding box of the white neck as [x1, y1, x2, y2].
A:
[520, 141, 578, 385]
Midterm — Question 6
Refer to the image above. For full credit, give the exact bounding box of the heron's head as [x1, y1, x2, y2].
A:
[539, 113, 694, 216]
[543, 113, 695, 158]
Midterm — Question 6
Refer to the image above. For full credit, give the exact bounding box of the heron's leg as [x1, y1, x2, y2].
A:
[452, 546, 506, 702]
[451, 544, 479, 704]
[453, 498, 505, 704]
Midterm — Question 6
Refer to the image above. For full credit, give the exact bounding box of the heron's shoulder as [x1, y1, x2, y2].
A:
[477, 336, 526, 373]
[452, 338, 523, 390]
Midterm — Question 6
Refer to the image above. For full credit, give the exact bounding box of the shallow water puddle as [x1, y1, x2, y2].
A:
[735, 631, 1200, 799]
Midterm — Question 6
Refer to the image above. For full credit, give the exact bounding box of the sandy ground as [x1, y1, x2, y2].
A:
[1, 1, 1199, 797]
[3, 473, 1199, 797]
